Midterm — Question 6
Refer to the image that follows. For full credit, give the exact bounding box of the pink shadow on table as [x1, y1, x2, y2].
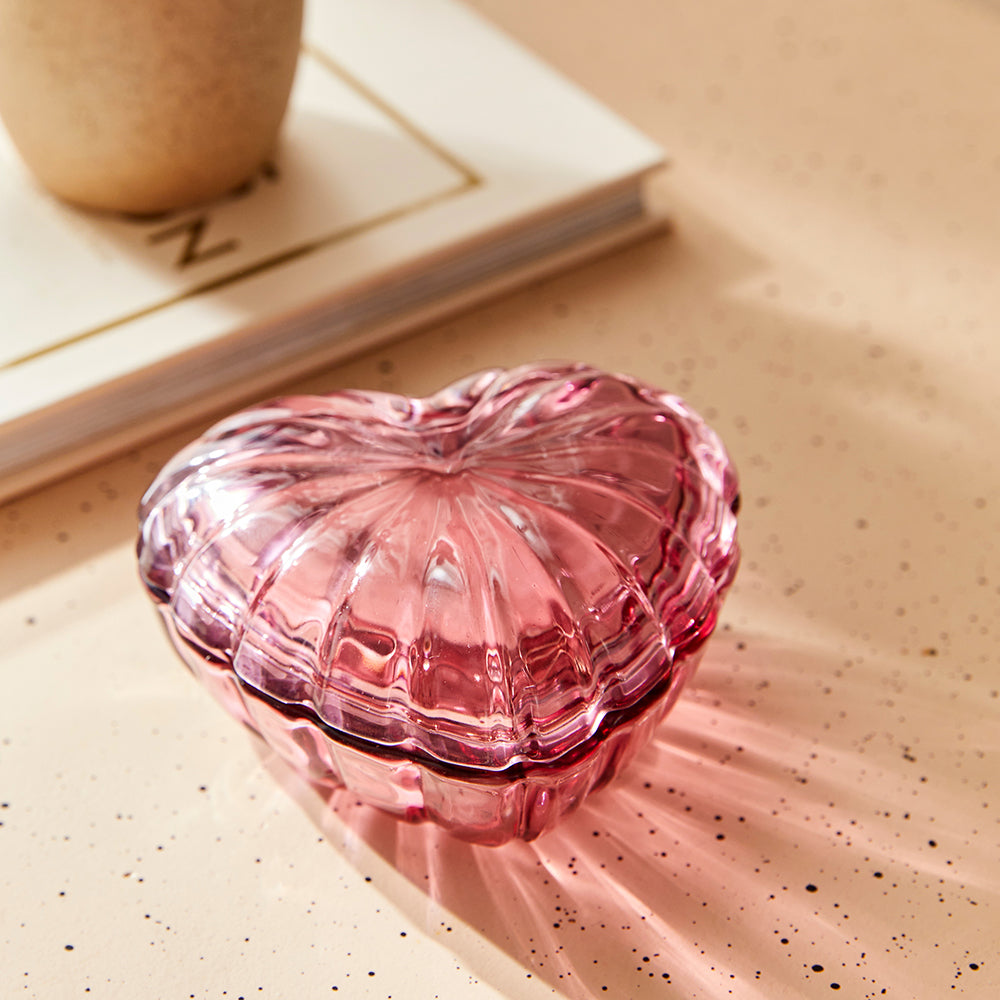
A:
[254, 625, 990, 999]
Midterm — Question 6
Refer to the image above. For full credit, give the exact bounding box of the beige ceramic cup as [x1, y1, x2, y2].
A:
[0, 0, 302, 214]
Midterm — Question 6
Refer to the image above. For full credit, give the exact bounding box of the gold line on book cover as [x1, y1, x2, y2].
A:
[1, 43, 481, 374]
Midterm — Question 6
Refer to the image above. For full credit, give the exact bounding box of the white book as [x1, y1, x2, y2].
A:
[0, 0, 665, 502]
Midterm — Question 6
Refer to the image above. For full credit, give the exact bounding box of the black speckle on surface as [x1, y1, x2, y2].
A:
[806, 884, 818, 893]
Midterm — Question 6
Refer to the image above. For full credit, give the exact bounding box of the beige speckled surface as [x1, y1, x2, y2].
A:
[1, 1, 998, 997]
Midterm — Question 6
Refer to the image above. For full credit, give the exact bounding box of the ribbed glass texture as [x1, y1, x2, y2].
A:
[138, 363, 740, 842]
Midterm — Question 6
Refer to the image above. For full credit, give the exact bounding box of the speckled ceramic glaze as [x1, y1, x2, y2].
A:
[137, 364, 740, 843]
[0, 0, 302, 213]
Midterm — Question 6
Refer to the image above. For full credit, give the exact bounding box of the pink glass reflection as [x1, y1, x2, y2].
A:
[138, 363, 740, 843]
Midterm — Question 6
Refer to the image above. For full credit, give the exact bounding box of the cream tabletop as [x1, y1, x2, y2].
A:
[2, 1, 998, 997]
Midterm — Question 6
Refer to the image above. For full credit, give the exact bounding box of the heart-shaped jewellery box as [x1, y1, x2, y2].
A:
[138, 364, 740, 844]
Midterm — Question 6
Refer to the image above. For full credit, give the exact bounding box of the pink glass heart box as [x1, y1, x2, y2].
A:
[138, 364, 740, 844]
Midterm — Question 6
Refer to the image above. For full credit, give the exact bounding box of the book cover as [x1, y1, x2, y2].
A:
[0, 0, 665, 501]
